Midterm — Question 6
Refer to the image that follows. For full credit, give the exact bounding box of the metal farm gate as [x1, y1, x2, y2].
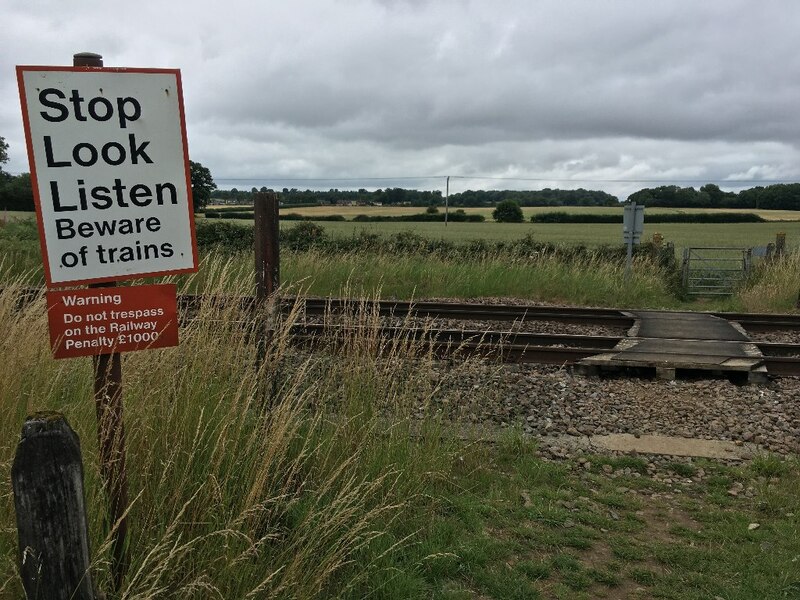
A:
[682, 247, 751, 296]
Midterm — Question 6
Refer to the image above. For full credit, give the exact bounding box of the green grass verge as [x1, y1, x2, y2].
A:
[357, 431, 800, 600]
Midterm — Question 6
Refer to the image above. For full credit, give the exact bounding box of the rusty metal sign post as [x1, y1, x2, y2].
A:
[622, 201, 644, 282]
[78, 51, 128, 593]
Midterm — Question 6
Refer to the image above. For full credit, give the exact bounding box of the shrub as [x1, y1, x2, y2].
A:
[195, 220, 253, 252]
[0, 218, 39, 241]
[205, 210, 254, 219]
[493, 200, 524, 223]
[205, 205, 254, 212]
[531, 212, 619, 223]
[282, 221, 328, 251]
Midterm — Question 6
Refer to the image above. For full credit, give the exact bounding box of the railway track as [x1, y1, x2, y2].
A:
[11, 288, 797, 331]
[293, 298, 800, 332]
[290, 323, 800, 374]
[6, 288, 800, 375]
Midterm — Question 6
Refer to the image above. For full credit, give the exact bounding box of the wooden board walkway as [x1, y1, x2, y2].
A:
[577, 311, 768, 382]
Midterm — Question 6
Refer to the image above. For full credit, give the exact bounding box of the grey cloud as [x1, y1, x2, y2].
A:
[3, 0, 800, 196]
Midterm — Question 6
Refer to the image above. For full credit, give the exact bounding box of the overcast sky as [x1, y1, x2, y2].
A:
[4, 0, 800, 200]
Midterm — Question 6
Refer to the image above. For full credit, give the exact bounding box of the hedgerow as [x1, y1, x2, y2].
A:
[530, 211, 766, 224]
[195, 220, 676, 269]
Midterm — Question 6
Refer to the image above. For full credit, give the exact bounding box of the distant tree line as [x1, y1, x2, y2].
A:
[628, 183, 800, 210]
[213, 186, 619, 207]
[0, 136, 34, 211]
[449, 188, 619, 207]
[214, 187, 444, 206]
[213, 183, 800, 210]
[256, 184, 800, 209]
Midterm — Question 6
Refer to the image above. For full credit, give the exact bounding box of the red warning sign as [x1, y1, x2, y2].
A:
[47, 283, 178, 359]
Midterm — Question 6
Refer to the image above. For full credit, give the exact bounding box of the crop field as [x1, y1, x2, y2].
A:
[245, 205, 800, 223]
[198, 207, 800, 251]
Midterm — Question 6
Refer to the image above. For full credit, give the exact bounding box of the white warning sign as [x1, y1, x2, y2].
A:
[17, 66, 199, 286]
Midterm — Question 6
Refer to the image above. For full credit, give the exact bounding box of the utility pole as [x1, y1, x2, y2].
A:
[445, 176, 450, 227]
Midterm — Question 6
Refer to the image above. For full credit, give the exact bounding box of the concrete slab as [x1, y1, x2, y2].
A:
[427, 427, 760, 461]
[588, 433, 757, 460]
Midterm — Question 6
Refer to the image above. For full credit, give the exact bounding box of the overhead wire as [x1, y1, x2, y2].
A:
[212, 174, 798, 185]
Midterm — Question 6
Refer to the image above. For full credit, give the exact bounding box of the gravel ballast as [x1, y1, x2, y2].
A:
[431, 361, 800, 456]
[290, 298, 800, 459]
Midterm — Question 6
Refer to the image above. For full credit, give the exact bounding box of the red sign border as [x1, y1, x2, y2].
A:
[16, 65, 200, 289]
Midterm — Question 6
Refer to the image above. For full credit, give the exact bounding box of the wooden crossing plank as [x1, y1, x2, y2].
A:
[578, 311, 766, 380]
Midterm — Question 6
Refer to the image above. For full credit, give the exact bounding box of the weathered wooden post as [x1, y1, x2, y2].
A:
[12, 412, 95, 600]
[776, 232, 786, 258]
[254, 191, 280, 301]
[254, 191, 281, 404]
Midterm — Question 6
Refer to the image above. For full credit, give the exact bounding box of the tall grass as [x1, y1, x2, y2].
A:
[0, 259, 456, 598]
[281, 249, 678, 308]
[735, 252, 800, 312]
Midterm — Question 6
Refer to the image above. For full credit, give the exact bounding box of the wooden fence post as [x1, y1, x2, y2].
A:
[12, 412, 95, 600]
[776, 232, 786, 257]
[254, 191, 281, 406]
[254, 191, 280, 301]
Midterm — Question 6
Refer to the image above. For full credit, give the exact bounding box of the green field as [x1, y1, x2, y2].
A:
[199, 207, 800, 252]
[5, 210, 800, 311]
[268, 220, 799, 253]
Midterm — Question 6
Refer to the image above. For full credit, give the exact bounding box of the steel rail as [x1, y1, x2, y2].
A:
[296, 297, 635, 327]
[290, 323, 622, 349]
[297, 298, 800, 332]
[754, 342, 800, 356]
[722, 315, 800, 331]
[761, 357, 800, 376]
[289, 325, 616, 366]
[291, 324, 800, 374]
